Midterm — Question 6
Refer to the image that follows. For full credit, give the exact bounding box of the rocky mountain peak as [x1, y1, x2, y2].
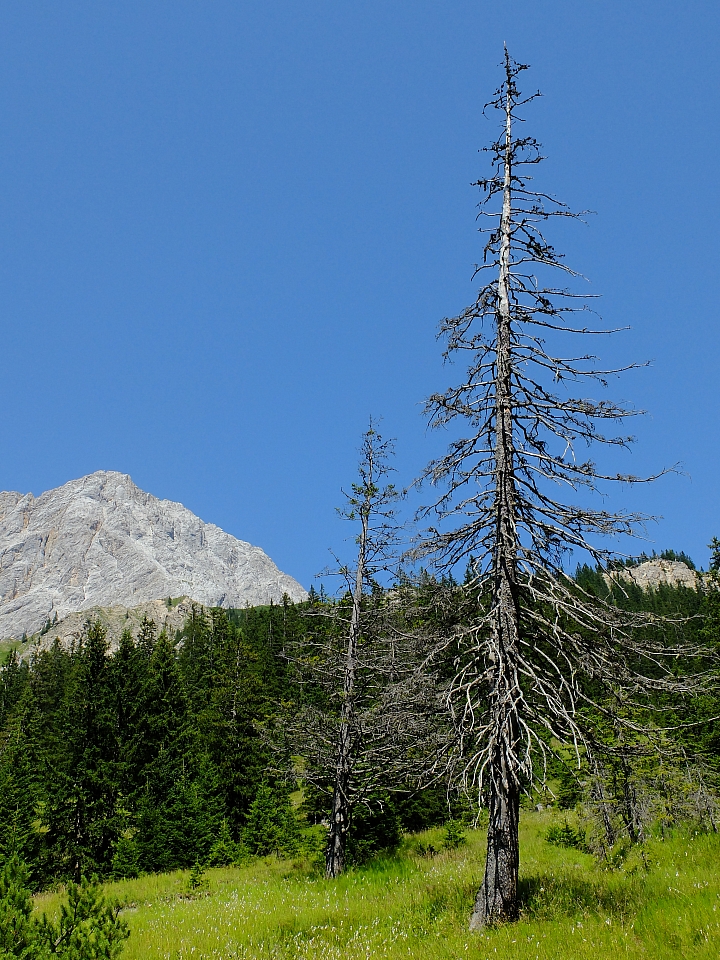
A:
[0, 471, 306, 640]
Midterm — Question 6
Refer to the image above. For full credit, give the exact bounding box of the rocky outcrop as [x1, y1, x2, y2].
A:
[606, 559, 699, 592]
[0, 471, 306, 640]
[16, 597, 200, 658]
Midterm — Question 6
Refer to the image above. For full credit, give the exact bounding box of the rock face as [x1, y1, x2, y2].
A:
[0, 471, 306, 640]
[607, 559, 699, 592]
[15, 597, 202, 658]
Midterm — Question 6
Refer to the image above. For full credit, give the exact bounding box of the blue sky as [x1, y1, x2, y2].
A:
[0, 1, 718, 587]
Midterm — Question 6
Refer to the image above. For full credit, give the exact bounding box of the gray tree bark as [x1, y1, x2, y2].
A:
[469, 70, 522, 928]
[325, 473, 368, 878]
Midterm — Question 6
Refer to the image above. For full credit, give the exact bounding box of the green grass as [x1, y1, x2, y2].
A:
[0, 638, 25, 664]
[34, 812, 720, 959]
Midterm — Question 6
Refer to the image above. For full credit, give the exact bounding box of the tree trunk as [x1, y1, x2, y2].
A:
[470, 580, 522, 927]
[325, 500, 369, 878]
[590, 757, 616, 850]
[470, 50, 523, 929]
[325, 707, 353, 877]
[470, 770, 520, 929]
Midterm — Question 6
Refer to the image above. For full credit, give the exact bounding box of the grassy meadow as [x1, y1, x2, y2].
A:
[34, 811, 720, 959]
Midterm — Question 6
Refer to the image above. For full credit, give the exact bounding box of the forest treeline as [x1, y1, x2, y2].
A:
[0, 596, 452, 888]
[0, 560, 718, 891]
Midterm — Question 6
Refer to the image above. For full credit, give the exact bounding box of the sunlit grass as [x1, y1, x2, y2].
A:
[0, 638, 25, 663]
[34, 812, 720, 959]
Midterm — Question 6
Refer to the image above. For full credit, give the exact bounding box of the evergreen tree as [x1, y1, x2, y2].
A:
[109, 629, 147, 803]
[35, 874, 129, 959]
[42, 620, 118, 881]
[243, 783, 299, 858]
[0, 855, 129, 959]
[0, 652, 29, 731]
[199, 610, 268, 836]
[0, 856, 43, 958]
[178, 606, 214, 716]
[0, 712, 42, 866]
[207, 818, 242, 867]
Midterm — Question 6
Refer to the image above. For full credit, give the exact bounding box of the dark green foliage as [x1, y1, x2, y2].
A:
[0, 598, 308, 888]
[0, 653, 29, 729]
[42, 621, 119, 883]
[0, 714, 43, 866]
[243, 783, 300, 858]
[35, 875, 129, 959]
[658, 549, 696, 569]
[391, 787, 457, 834]
[574, 563, 609, 600]
[0, 856, 40, 958]
[441, 820, 467, 850]
[187, 860, 207, 892]
[0, 857, 129, 959]
[556, 766, 583, 811]
[545, 821, 587, 851]
[207, 819, 242, 867]
[188, 608, 270, 839]
[0, 568, 718, 890]
[346, 797, 402, 865]
[109, 833, 139, 881]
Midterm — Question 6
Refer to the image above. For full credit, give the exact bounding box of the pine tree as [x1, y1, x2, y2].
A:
[0, 713, 41, 866]
[243, 782, 299, 858]
[132, 629, 190, 872]
[201, 610, 268, 836]
[0, 652, 29, 730]
[207, 818, 242, 867]
[178, 605, 214, 715]
[0, 856, 129, 959]
[110, 629, 147, 801]
[0, 856, 42, 958]
[41, 620, 118, 881]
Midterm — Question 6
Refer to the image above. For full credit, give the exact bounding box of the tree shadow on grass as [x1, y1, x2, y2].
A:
[519, 871, 642, 922]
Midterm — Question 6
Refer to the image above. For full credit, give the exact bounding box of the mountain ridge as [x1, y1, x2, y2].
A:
[0, 470, 306, 640]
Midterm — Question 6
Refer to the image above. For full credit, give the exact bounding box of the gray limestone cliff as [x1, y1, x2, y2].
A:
[605, 558, 699, 592]
[0, 471, 306, 640]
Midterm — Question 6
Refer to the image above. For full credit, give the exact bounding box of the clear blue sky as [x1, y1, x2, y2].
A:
[0, 1, 718, 587]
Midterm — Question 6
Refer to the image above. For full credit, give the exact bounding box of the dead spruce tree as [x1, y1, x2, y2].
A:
[417, 49, 709, 929]
[288, 425, 441, 878]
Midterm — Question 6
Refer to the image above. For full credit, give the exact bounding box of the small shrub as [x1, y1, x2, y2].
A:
[414, 841, 438, 858]
[546, 820, 587, 851]
[604, 837, 632, 869]
[188, 859, 207, 891]
[0, 857, 129, 959]
[207, 820, 240, 867]
[442, 820, 467, 850]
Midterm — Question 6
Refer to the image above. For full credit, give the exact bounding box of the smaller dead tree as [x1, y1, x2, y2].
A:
[584, 737, 720, 855]
[285, 424, 443, 878]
